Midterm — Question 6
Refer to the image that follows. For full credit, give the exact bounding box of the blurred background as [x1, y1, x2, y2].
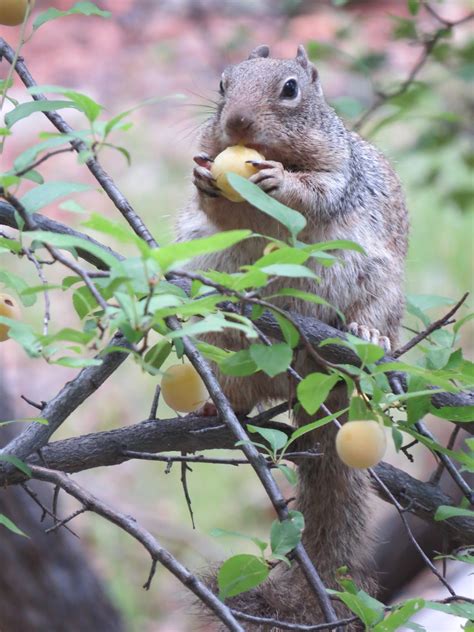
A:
[0, 0, 473, 630]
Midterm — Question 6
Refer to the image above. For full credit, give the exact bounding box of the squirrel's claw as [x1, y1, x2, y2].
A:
[193, 164, 221, 198]
[348, 322, 391, 352]
[249, 160, 284, 194]
[194, 152, 214, 169]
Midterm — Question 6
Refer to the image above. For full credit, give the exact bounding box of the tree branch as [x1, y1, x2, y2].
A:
[28, 465, 244, 632]
[0, 415, 471, 542]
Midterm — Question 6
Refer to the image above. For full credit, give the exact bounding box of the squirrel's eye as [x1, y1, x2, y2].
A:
[280, 78, 298, 99]
[219, 80, 225, 96]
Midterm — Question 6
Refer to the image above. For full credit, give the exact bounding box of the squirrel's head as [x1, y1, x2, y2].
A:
[213, 45, 326, 159]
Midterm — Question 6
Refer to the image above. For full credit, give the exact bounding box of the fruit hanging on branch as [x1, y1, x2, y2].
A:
[0, 0, 35, 26]
[335, 420, 387, 469]
[161, 363, 209, 413]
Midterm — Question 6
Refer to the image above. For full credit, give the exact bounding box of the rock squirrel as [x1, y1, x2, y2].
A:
[176, 45, 409, 629]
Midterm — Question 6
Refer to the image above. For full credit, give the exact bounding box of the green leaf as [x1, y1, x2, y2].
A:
[297, 372, 340, 414]
[226, 174, 307, 240]
[33, 2, 111, 30]
[0, 270, 36, 306]
[21, 182, 91, 213]
[13, 135, 78, 173]
[152, 230, 251, 271]
[434, 505, 474, 521]
[217, 554, 269, 600]
[261, 264, 318, 279]
[407, 0, 420, 16]
[431, 406, 474, 422]
[249, 343, 292, 377]
[289, 408, 349, 443]
[270, 518, 302, 557]
[406, 376, 432, 425]
[219, 349, 258, 376]
[0, 417, 48, 426]
[210, 528, 267, 553]
[273, 311, 300, 348]
[143, 340, 172, 375]
[0, 513, 28, 537]
[5, 101, 81, 127]
[373, 598, 425, 631]
[271, 288, 344, 321]
[333, 589, 385, 627]
[346, 335, 385, 364]
[53, 356, 102, 368]
[246, 425, 289, 453]
[0, 454, 31, 477]
[29, 86, 102, 122]
[29, 230, 120, 270]
[277, 464, 298, 486]
[73, 286, 97, 319]
[349, 394, 377, 422]
[427, 600, 474, 620]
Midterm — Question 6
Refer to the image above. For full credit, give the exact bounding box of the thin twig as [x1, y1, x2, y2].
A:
[21, 482, 78, 537]
[149, 385, 161, 420]
[232, 610, 358, 631]
[14, 147, 75, 177]
[394, 293, 468, 358]
[416, 420, 473, 504]
[45, 506, 87, 534]
[180, 458, 196, 529]
[369, 467, 456, 597]
[22, 247, 51, 335]
[430, 425, 461, 486]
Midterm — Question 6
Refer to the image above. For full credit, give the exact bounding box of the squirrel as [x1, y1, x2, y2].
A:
[175, 45, 409, 629]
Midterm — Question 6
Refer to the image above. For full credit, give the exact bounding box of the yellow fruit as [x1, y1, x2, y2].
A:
[0, 0, 35, 26]
[211, 145, 265, 202]
[0, 293, 21, 342]
[335, 420, 386, 469]
[161, 363, 209, 413]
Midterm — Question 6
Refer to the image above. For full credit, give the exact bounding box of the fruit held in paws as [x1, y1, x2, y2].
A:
[211, 145, 265, 202]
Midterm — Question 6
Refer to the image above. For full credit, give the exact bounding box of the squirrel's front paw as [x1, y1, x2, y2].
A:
[193, 153, 221, 198]
[348, 322, 391, 353]
[249, 160, 285, 194]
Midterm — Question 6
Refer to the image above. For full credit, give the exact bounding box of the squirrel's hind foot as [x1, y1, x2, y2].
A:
[348, 322, 391, 352]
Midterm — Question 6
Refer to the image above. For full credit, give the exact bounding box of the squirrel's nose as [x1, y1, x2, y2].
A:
[225, 111, 254, 136]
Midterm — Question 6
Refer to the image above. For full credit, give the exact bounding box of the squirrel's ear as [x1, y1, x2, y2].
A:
[296, 45, 318, 82]
[248, 45, 270, 59]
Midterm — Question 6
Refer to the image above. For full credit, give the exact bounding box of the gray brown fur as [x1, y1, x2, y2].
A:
[176, 45, 408, 629]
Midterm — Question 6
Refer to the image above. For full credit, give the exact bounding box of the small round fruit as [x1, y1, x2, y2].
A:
[161, 363, 209, 413]
[335, 420, 386, 469]
[0, 0, 35, 26]
[0, 293, 21, 342]
[211, 145, 265, 202]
